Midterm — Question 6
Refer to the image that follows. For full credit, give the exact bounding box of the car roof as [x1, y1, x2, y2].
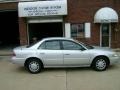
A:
[29, 37, 75, 49]
[41, 37, 74, 41]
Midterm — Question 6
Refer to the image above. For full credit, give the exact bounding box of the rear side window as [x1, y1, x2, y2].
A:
[39, 40, 60, 50]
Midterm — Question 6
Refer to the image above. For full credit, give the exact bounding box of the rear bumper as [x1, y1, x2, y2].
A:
[11, 57, 25, 66]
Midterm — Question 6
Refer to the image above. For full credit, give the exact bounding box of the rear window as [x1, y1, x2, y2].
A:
[39, 40, 60, 50]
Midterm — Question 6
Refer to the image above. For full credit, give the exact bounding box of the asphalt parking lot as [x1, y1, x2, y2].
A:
[0, 56, 120, 90]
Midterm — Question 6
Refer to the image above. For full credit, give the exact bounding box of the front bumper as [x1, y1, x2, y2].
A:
[109, 56, 120, 65]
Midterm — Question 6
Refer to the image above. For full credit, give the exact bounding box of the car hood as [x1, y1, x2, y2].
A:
[86, 46, 115, 55]
[93, 46, 113, 51]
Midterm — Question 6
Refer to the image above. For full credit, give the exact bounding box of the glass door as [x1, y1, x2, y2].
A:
[101, 24, 111, 47]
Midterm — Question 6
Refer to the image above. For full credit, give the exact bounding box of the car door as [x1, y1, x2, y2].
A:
[62, 40, 90, 66]
[37, 40, 63, 66]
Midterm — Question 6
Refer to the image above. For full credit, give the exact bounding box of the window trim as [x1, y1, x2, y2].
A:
[60, 40, 86, 51]
[38, 39, 86, 51]
[38, 40, 62, 50]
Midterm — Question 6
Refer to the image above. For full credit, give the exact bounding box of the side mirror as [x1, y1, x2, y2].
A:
[80, 48, 86, 51]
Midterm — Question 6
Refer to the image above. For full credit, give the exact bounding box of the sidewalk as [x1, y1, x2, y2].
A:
[0, 56, 120, 90]
[0, 46, 15, 56]
[0, 50, 13, 56]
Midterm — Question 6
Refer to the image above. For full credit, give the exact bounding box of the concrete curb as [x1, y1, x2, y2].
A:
[0, 51, 13, 56]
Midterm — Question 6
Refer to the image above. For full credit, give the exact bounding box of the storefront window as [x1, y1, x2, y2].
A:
[71, 23, 85, 38]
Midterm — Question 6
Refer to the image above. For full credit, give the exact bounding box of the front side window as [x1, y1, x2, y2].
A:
[62, 40, 85, 50]
[71, 23, 85, 38]
[39, 40, 60, 50]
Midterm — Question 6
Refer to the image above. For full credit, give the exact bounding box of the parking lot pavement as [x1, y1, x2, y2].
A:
[0, 56, 120, 90]
[67, 66, 120, 90]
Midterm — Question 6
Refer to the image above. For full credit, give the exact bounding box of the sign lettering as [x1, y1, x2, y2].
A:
[18, 0, 67, 17]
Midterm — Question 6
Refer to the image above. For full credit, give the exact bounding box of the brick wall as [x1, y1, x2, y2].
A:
[19, 17, 28, 45]
[0, 2, 17, 10]
[65, 0, 120, 48]
[0, 1, 120, 48]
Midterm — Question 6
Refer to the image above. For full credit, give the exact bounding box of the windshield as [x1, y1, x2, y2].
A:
[80, 42, 94, 49]
[73, 39, 94, 49]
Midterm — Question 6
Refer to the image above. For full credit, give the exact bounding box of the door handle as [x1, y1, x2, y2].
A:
[40, 53, 45, 55]
[64, 54, 70, 55]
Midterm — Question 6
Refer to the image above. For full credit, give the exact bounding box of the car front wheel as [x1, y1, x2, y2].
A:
[26, 58, 42, 74]
[92, 57, 109, 71]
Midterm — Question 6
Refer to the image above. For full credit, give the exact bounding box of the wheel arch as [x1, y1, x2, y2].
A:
[91, 55, 110, 67]
[24, 57, 44, 68]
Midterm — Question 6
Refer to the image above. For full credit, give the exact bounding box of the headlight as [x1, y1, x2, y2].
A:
[112, 54, 118, 57]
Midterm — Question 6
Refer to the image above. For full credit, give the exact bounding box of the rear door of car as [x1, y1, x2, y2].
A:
[61, 40, 90, 66]
[37, 40, 63, 66]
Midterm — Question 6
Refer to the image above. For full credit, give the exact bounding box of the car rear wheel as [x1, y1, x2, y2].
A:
[92, 57, 109, 71]
[26, 58, 42, 74]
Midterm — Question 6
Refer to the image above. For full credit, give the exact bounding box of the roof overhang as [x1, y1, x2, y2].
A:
[94, 7, 118, 23]
[18, 0, 67, 17]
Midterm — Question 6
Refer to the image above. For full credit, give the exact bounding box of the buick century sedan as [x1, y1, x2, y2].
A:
[11, 37, 119, 74]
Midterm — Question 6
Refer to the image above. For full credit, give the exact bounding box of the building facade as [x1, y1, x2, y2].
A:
[0, 0, 120, 48]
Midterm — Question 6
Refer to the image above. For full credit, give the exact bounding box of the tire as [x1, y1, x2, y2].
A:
[26, 58, 42, 74]
[91, 57, 109, 71]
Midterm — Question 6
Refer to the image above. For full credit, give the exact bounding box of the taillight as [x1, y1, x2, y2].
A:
[12, 52, 16, 56]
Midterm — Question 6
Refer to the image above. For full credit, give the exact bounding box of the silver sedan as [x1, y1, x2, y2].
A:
[11, 37, 119, 74]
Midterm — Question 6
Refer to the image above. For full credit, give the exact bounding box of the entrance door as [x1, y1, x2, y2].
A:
[101, 24, 111, 47]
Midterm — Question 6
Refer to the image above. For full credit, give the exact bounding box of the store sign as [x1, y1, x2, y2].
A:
[94, 19, 118, 23]
[100, 19, 118, 23]
[18, 0, 67, 17]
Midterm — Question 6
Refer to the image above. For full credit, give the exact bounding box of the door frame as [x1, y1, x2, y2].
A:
[100, 23, 111, 47]
[26, 17, 64, 45]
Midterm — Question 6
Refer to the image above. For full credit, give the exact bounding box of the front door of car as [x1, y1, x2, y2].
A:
[62, 40, 90, 66]
[37, 40, 63, 66]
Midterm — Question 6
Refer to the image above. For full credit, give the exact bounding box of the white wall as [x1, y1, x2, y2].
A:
[65, 23, 71, 38]
[85, 23, 91, 38]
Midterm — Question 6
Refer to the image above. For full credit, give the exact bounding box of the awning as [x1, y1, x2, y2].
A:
[94, 7, 118, 23]
[18, 0, 67, 17]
